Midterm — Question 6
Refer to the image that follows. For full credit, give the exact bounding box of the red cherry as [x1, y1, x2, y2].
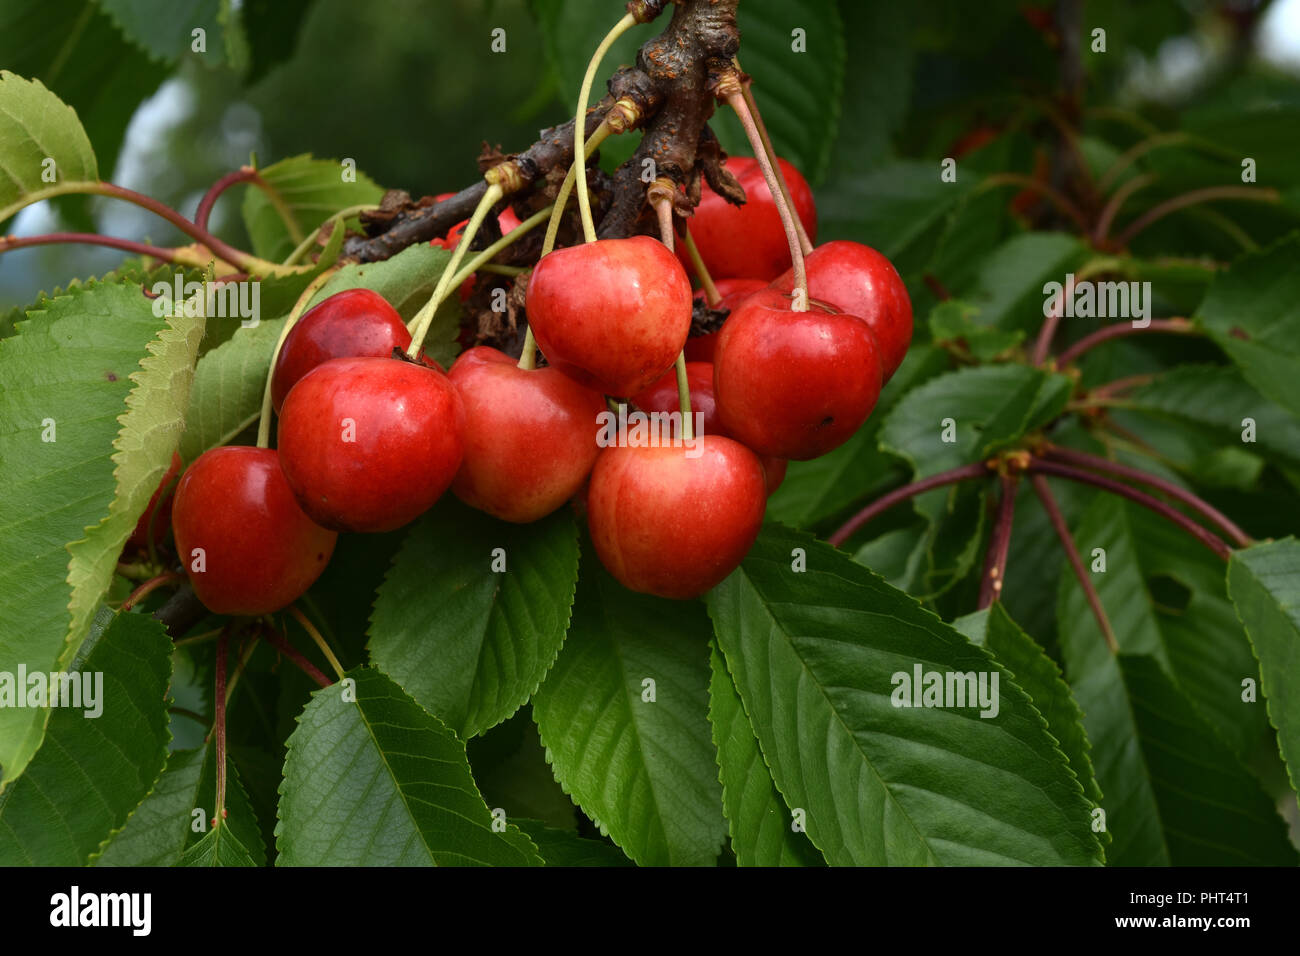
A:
[271, 289, 417, 414]
[683, 157, 817, 282]
[586, 436, 767, 599]
[431, 192, 520, 250]
[448, 346, 605, 523]
[171, 447, 337, 615]
[525, 236, 692, 396]
[276, 356, 466, 533]
[687, 278, 769, 362]
[714, 288, 882, 461]
[126, 450, 183, 552]
[632, 361, 786, 496]
[770, 241, 912, 380]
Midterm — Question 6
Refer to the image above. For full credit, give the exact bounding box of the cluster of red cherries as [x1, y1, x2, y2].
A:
[133, 154, 911, 614]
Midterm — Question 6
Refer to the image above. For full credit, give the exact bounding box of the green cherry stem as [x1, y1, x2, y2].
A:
[255, 268, 337, 448]
[408, 183, 504, 357]
[649, 184, 694, 439]
[575, 12, 639, 243]
[542, 119, 616, 257]
[289, 604, 346, 681]
[681, 226, 720, 305]
[282, 204, 379, 266]
[212, 629, 229, 829]
[675, 352, 694, 441]
[735, 60, 812, 256]
[723, 83, 808, 310]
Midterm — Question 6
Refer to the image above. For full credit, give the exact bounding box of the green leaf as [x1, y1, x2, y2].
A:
[1196, 234, 1300, 418]
[708, 523, 1102, 866]
[368, 500, 579, 739]
[879, 363, 1070, 490]
[961, 232, 1089, 333]
[312, 242, 463, 369]
[1228, 538, 1300, 800]
[180, 317, 283, 461]
[532, 558, 726, 866]
[766, 343, 946, 529]
[242, 0, 318, 84]
[511, 819, 632, 867]
[954, 604, 1103, 809]
[708, 641, 824, 866]
[0, 70, 97, 223]
[64, 279, 207, 674]
[0, 3, 166, 182]
[0, 612, 172, 865]
[179, 823, 259, 867]
[709, 0, 847, 183]
[94, 741, 266, 867]
[241, 154, 385, 262]
[0, 280, 168, 783]
[97, 0, 233, 68]
[929, 300, 1026, 362]
[275, 667, 542, 866]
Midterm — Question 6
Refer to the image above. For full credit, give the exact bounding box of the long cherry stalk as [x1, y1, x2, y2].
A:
[977, 473, 1019, 609]
[0, 232, 208, 267]
[649, 183, 694, 439]
[828, 462, 991, 548]
[259, 624, 331, 689]
[734, 58, 812, 255]
[574, 13, 639, 243]
[681, 225, 720, 305]
[1055, 317, 1194, 368]
[255, 269, 337, 448]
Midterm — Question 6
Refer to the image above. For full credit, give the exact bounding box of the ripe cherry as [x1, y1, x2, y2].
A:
[271, 289, 419, 414]
[687, 278, 768, 362]
[770, 240, 912, 380]
[276, 356, 465, 533]
[448, 346, 605, 523]
[586, 435, 767, 599]
[525, 236, 692, 396]
[126, 450, 183, 552]
[684, 156, 817, 282]
[632, 361, 786, 496]
[714, 288, 882, 461]
[171, 447, 337, 615]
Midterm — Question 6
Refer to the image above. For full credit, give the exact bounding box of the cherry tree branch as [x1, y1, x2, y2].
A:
[977, 473, 1019, 609]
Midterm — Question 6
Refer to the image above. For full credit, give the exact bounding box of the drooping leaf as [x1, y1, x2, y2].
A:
[532, 557, 727, 867]
[708, 641, 824, 866]
[708, 523, 1102, 866]
[241, 154, 385, 262]
[368, 500, 579, 739]
[0, 70, 97, 223]
[0, 612, 172, 865]
[1227, 538, 1300, 799]
[1195, 234, 1300, 418]
[64, 279, 207, 672]
[0, 280, 167, 783]
[954, 604, 1103, 809]
[511, 819, 632, 867]
[275, 667, 542, 866]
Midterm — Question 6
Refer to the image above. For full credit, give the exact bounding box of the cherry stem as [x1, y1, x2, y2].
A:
[408, 183, 504, 357]
[194, 166, 303, 245]
[213, 630, 229, 829]
[1042, 444, 1252, 548]
[979, 173, 1090, 233]
[543, 119, 615, 257]
[255, 268, 337, 448]
[1087, 372, 1159, 399]
[1030, 256, 1125, 366]
[1096, 131, 1191, 194]
[120, 572, 184, 612]
[1114, 185, 1279, 249]
[828, 462, 991, 548]
[575, 12, 639, 244]
[281, 203, 378, 267]
[674, 352, 694, 441]
[1026, 458, 1232, 561]
[174, 626, 224, 648]
[259, 624, 331, 688]
[1093, 173, 1155, 245]
[977, 473, 1019, 610]
[1054, 317, 1194, 369]
[681, 225, 720, 305]
[223, 631, 259, 708]
[1029, 473, 1118, 653]
[736, 62, 813, 256]
[0, 232, 205, 266]
[725, 89, 807, 310]
[289, 604, 346, 681]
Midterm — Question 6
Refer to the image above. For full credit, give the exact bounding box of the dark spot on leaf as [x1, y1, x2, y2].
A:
[105, 371, 118, 382]
[1229, 326, 1250, 341]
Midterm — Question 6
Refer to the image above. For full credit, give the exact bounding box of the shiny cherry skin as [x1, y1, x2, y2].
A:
[687, 278, 769, 362]
[683, 157, 817, 281]
[276, 356, 466, 533]
[771, 240, 912, 380]
[271, 289, 417, 414]
[631, 361, 786, 496]
[525, 236, 692, 396]
[448, 346, 605, 522]
[126, 450, 183, 552]
[587, 435, 767, 599]
[171, 447, 337, 615]
[714, 288, 882, 461]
